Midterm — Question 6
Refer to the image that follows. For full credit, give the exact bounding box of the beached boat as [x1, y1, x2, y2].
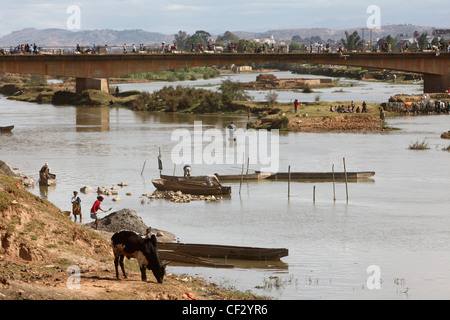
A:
[160, 172, 271, 183]
[158, 250, 234, 268]
[152, 178, 231, 195]
[0, 125, 14, 133]
[158, 242, 289, 261]
[268, 171, 375, 181]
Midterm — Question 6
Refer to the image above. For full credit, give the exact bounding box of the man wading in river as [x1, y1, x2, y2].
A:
[71, 191, 82, 223]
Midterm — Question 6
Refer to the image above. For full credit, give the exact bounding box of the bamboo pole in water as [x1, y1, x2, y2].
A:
[288, 165, 291, 198]
[343, 158, 348, 203]
[246, 157, 250, 175]
[332, 164, 336, 202]
[313, 185, 316, 203]
[239, 154, 245, 195]
[141, 160, 146, 176]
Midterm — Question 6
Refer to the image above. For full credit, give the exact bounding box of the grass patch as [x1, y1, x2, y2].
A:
[409, 140, 430, 150]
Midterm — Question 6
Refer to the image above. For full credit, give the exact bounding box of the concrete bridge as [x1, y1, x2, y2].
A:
[0, 52, 448, 93]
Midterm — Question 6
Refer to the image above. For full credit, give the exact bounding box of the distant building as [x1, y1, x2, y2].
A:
[433, 29, 450, 40]
[255, 35, 276, 45]
[231, 65, 252, 73]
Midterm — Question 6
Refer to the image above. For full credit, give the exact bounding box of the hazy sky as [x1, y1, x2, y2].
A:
[1, 0, 448, 36]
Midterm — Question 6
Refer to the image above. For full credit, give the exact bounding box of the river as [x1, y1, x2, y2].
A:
[1, 71, 450, 300]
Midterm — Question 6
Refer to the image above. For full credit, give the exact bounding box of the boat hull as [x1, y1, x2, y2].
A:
[158, 242, 288, 261]
[152, 178, 231, 195]
[161, 173, 271, 182]
[268, 171, 375, 180]
[0, 125, 14, 133]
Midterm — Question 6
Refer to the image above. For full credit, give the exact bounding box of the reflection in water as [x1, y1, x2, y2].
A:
[1, 80, 450, 300]
[39, 184, 56, 200]
[76, 107, 110, 132]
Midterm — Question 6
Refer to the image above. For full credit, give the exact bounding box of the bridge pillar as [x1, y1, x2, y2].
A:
[75, 78, 109, 94]
[423, 74, 450, 93]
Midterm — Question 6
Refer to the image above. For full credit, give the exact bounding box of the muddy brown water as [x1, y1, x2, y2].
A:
[1, 74, 450, 299]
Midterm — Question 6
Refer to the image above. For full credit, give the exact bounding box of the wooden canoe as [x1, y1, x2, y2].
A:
[158, 242, 289, 261]
[158, 250, 234, 268]
[152, 178, 231, 196]
[0, 125, 14, 133]
[160, 172, 271, 183]
[268, 171, 375, 181]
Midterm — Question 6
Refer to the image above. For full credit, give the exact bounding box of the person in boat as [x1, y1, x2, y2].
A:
[71, 191, 82, 223]
[206, 173, 222, 187]
[183, 164, 192, 177]
[39, 162, 56, 186]
[90, 196, 107, 230]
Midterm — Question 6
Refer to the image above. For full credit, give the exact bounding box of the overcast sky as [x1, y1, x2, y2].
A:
[1, 0, 448, 36]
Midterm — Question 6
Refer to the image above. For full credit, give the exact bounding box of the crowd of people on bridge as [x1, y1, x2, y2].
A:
[0, 43, 39, 55]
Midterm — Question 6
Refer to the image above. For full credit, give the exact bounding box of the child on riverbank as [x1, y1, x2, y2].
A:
[90, 196, 109, 230]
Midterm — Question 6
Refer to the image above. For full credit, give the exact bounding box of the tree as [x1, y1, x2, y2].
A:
[216, 31, 239, 44]
[265, 90, 278, 106]
[236, 39, 260, 52]
[186, 34, 207, 51]
[219, 79, 250, 106]
[341, 31, 363, 51]
[417, 32, 429, 50]
[174, 30, 189, 51]
[194, 30, 211, 43]
[289, 42, 301, 52]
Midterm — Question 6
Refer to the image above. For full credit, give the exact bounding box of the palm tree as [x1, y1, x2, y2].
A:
[341, 31, 363, 51]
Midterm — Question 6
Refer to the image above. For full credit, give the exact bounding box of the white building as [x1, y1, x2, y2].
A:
[255, 35, 276, 45]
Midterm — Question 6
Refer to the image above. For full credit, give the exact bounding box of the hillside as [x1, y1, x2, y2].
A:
[233, 25, 435, 41]
[0, 28, 172, 47]
[0, 25, 435, 47]
[0, 170, 259, 300]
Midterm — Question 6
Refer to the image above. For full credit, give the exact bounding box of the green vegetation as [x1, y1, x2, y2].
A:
[117, 67, 220, 82]
[131, 79, 251, 113]
[341, 31, 363, 51]
[409, 139, 430, 150]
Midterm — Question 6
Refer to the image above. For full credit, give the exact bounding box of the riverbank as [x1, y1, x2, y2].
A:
[1, 72, 447, 133]
[0, 164, 264, 300]
[243, 100, 393, 133]
[279, 63, 423, 84]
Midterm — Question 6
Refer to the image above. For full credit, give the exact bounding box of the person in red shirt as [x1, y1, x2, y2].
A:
[90, 196, 108, 230]
[294, 99, 299, 113]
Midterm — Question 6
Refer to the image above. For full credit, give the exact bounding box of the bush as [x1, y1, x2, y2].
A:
[52, 90, 77, 105]
[269, 116, 290, 130]
[409, 140, 430, 150]
[26, 75, 48, 87]
[265, 90, 278, 106]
